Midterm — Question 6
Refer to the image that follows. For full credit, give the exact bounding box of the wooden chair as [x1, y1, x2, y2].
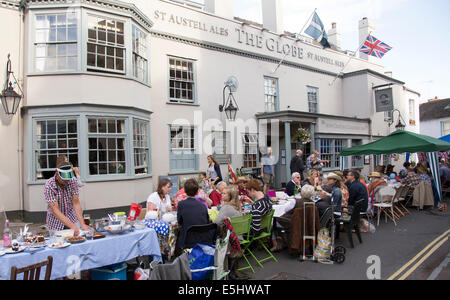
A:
[10, 256, 53, 280]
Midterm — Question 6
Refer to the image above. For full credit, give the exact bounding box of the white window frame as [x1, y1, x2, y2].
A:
[319, 138, 346, 170]
[242, 133, 259, 168]
[264, 76, 278, 112]
[31, 10, 81, 73]
[28, 7, 151, 87]
[168, 56, 197, 104]
[442, 120, 450, 136]
[34, 117, 80, 180]
[132, 24, 149, 83]
[87, 117, 128, 176]
[133, 118, 151, 175]
[29, 106, 151, 184]
[86, 14, 126, 74]
[169, 125, 198, 173]
[307, 86, 319, 113]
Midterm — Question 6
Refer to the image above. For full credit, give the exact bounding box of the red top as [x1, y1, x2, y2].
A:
[209, 190, 222, 207]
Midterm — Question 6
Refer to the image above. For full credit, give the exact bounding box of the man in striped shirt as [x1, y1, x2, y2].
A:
[246, 179, 273, 236]
[44, 156, 92, 236]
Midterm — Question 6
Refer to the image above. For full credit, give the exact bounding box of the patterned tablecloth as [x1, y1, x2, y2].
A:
[0, 228, 161, 280]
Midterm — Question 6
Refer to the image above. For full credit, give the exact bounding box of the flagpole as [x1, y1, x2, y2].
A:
[272, 8, 317, 74]
[329, 32, 372, 86]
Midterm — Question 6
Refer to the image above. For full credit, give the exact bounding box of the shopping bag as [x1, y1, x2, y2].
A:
[314, 228, 332, 261]
[188, 243, 216, 280]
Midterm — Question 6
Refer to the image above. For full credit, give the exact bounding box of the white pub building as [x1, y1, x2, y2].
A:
[0, 0, 421, 220]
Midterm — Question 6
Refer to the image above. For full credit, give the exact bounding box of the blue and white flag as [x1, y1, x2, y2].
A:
[305, 12, 331, 49]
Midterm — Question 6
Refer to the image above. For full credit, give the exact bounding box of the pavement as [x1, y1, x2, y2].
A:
[243, 207, 450, 280]
[5, 204, 449, 281]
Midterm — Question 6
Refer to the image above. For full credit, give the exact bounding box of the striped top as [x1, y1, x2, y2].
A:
[250, 194, 273, 236]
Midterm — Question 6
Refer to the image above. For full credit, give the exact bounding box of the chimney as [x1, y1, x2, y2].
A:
[359, 17, 376, 62]
[328, 22, 341, 49]
[261, 0, 284, 33]
[204, 0, 234, 20]
[384, 71, 392, 78]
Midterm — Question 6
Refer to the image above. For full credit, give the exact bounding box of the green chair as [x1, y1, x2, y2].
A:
[246, 209, 278, 269]
[229, 214, 254, 273]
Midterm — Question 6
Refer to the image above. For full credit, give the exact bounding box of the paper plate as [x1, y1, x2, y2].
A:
[5, 247, 26, 254]
[48, 242, 71, 249]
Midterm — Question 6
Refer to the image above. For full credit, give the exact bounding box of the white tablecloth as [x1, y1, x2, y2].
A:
[273, 199, 297, 217]
[0, 228, 161, 280]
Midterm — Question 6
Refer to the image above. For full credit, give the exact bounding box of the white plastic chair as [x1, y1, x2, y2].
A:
[373, 186, 397, 226]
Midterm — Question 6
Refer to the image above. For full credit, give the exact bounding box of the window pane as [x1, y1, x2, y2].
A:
[35, 12, 78, 72]
[35, 119, 78, 180]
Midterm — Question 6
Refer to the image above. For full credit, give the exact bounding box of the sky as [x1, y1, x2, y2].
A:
[195, 0, 450, 103]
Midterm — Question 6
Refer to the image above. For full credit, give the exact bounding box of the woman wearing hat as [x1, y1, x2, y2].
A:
[367, 172, 387, 196]
[319, 173, 349, 212]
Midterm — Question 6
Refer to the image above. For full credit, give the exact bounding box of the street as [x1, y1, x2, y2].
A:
[245, 207, 450, 280]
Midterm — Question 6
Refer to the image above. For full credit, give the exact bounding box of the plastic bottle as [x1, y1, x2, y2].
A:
[3, 219, 12, 248]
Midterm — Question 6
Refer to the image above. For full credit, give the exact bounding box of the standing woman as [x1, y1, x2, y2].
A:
[207, 155, 223, 188]
[146, 178, 173, 219]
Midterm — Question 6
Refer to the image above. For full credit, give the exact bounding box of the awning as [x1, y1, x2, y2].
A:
[339, 130, 450, 203]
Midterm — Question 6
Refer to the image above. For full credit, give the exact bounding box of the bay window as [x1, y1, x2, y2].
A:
[31, 106, 151, 182]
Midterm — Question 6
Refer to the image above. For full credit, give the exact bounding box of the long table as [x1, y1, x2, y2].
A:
[0, 228, 162, 280]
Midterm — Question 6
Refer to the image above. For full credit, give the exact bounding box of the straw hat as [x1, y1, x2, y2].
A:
[333, 171, 344, 180]
[368, 172, 383, 178]
[324, 173, 342, 181]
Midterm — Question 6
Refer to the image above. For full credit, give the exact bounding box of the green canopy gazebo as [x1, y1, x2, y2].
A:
[339, 130, 450, 202]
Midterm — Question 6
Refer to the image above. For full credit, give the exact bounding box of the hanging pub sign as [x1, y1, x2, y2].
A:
[375, 88, 394, 112]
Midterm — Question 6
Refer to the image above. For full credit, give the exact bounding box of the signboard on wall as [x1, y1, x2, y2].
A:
[375, 88, 394, 112]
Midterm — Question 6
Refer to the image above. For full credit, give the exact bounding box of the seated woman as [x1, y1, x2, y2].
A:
[246, 179, 273, 237]
[303, 169, 321, 188]
[214, 186, 242, 225]
[146, 178, 173, 219]
[176, 178, 211, 249]
[235, 177, 253, 206]
[209, 181, 227, 207]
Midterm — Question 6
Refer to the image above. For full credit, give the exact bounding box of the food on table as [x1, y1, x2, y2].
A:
[93, 232, 106, 239]
[12, 240, 20, 251]
[24, 234, 45, 243]
[66, 236, 86, 243]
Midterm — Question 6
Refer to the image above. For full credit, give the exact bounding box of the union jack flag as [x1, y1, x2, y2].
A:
[360, 34, 392, 58]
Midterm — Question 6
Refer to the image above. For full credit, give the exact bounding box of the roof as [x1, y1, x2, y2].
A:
[420, 98, 450, 121]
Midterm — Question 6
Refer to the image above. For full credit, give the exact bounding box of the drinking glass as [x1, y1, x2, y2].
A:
[85, 229, 94, 241]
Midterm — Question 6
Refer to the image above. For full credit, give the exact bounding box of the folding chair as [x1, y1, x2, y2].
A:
[183, 223, 217, 249]
[246, 209, 278, 269]
[229, 214, 254, 273]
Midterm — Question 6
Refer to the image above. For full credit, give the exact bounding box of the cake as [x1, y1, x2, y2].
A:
[24, 234, 45, 244]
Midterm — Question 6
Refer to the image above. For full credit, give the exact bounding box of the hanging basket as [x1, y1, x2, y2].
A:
[292, 128, 312, 145]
